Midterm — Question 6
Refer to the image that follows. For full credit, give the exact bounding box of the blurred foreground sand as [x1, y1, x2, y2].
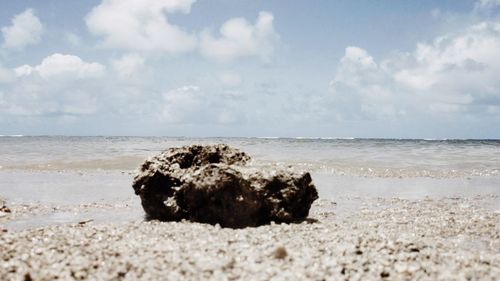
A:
[1, 195, 499, 280]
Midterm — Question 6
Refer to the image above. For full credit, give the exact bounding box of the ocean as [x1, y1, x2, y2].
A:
[1, 136, 499, 177]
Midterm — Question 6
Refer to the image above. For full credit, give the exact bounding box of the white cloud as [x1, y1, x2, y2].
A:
[393, 21, 500, 113]
[112, 53, 145, 78]
[333, 46, 379, 86]
[200, 11, 279, 62]
[330, 46, 397, 119]
[329, 20, 500, 119]
[1, 54, 105, 116]
[86, 0, 196, 53]
[15, 53, 105, 79]
[86, 2, 281, 62]
[1, 9, 44, 50]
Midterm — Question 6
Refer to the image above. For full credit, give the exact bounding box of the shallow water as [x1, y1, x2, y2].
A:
[1, 136, 499, 178]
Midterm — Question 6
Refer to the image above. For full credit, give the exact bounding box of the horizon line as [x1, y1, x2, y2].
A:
[1, 135, 500, 141]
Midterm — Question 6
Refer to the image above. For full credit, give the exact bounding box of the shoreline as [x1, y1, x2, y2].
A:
[1, 169, 500, 230]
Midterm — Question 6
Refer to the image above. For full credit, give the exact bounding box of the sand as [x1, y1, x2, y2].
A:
[1, 195, 499, 281]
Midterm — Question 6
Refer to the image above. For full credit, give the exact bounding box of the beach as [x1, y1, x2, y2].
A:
[1, 194, 499, 280]
[1, 137, 500, 280]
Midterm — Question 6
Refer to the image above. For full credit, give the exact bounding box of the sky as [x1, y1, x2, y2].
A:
[1, 0, 500, 138]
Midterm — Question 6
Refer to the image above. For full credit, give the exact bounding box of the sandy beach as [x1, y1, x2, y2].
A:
[1, 192, 499, 280]
[1, 138, 499, 280]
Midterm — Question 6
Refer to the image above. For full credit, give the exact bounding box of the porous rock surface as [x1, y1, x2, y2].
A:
[132, 144, 318, 228]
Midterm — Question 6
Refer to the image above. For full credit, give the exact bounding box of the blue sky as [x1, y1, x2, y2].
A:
[1, 0, 500, 138]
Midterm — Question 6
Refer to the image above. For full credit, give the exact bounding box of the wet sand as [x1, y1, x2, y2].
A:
[1, 170, 499, 228]
[1, 170, 500, 280]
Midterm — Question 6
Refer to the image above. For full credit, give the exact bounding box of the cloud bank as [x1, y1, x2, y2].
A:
[86, 0, 197, 53]
[330, 20, 500, 120]
[86, 0, 278, 61]
[1, 54, 105, 116]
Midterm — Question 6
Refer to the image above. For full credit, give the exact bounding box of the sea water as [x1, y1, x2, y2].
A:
[1, 136, 499, 178]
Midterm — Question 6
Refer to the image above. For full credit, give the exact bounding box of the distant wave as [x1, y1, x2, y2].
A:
[250, 160, 500, 179]
[255, 136, 356, 140]
[293, 137, 355, 140]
